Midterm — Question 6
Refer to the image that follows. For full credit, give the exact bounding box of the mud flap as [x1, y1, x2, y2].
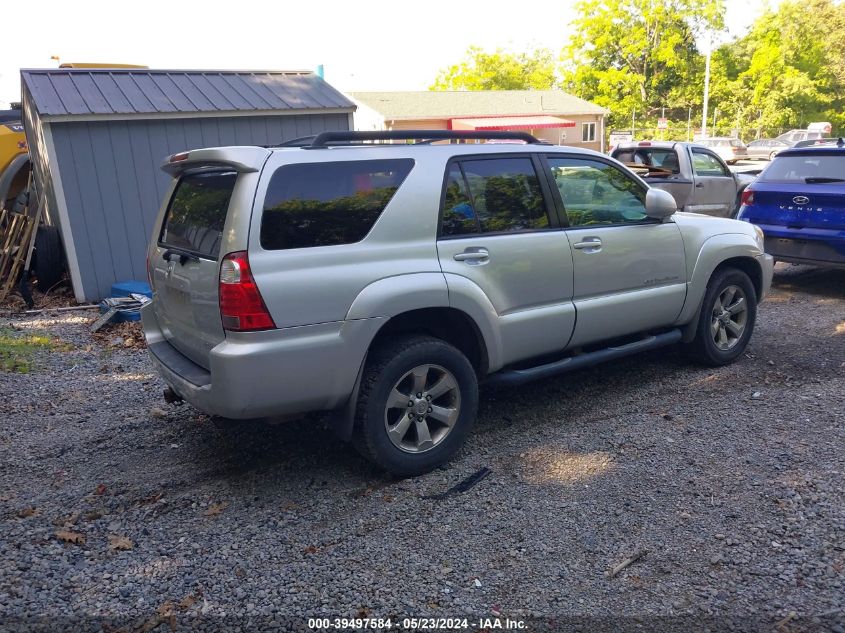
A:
[332, 351, 368, 442]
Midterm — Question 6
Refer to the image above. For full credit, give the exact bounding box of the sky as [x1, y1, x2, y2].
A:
[0, 0, 777, 109]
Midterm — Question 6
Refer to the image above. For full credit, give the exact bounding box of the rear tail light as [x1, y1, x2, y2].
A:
[740, 188, 754, 206]
[219, 251, 276, 332]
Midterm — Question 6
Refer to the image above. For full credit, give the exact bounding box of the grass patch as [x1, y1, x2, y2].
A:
[0, 327, 71, 373]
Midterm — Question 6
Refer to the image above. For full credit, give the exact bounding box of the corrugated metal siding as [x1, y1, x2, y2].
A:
[48, 112, 350, 300]
[22, 70, 355, 117]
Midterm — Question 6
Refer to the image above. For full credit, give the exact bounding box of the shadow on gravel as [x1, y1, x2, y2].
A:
[476, 344, 692, 435]
[160, 413, 384, 493]
[771, 264, 845, 300]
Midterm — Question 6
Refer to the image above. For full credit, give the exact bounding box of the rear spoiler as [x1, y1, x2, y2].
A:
[161, 147, 272, 177]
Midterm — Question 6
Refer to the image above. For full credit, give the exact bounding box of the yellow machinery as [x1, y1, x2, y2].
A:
[0, 115, 28, 209]
[0, 119, 26, 178]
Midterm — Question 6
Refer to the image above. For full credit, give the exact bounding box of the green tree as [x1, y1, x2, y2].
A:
[430, 46, 559, 91]
[560, 0, 725, 130]
[711, 0, 845, 136]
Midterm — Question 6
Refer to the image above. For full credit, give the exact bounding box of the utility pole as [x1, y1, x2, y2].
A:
[632, 110, 636, 138]
[702, 39, 711, 138]
[687, 107, 692, 141]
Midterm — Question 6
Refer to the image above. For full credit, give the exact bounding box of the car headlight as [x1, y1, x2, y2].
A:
[752, 224, 765, 251]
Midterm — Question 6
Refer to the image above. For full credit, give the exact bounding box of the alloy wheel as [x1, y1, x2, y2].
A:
[711, 285, 748, 351]
[383, 364, 461, 453]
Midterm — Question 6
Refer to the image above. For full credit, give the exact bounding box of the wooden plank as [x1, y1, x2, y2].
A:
[23, 196, 45, 271]
[1, 216, 36, 299]
[0, 213, 22, 275]
[0, 214, 36, 301]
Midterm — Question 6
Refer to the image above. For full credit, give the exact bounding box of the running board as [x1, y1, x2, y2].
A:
[484, 329, 683, 388]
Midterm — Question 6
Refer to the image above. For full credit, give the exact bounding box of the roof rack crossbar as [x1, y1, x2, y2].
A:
[304, 130, 541, 148]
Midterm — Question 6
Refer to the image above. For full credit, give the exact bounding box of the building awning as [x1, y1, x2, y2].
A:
[450, 115, 577, 131]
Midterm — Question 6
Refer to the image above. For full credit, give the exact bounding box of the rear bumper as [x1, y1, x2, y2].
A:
[142, 303, 383, 419]
[759, 224, 845, 268]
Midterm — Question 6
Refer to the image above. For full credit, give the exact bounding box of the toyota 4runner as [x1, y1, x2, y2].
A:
[142, 130, 774, 477]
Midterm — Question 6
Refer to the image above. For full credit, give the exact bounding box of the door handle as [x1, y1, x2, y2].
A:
[695, 183, 704, 188]
[573, 238, 602, 251]
[453, 248, 489, 264]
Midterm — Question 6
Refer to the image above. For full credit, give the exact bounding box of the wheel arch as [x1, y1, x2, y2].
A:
[713, 256, 763, 300]
[368, 307, 489, 377]
[677, 235, 764, 337]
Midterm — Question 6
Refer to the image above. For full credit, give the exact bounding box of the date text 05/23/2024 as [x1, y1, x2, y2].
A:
[307, 617, 528, 630]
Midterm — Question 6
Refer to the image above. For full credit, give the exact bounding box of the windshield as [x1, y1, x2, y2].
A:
[759, 154, 845, 183]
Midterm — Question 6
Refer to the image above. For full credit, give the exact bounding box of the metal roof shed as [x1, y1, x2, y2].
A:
[21, 68, 356, 302]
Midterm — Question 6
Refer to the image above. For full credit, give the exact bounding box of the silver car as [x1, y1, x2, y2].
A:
[143, 130, 773, 476]
[745, 138, 789, 161]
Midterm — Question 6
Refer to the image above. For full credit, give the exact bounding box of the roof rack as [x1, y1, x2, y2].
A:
[300, 129, 541, 149]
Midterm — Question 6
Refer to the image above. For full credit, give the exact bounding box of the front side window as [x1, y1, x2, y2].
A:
[439, 157, 549, 236]
[691, 150, 729, 177]
[582, 122, 596, 142]
[548, 157, 648, 227]
[261, 159, 413, 250]
[160, 170, 237, 259]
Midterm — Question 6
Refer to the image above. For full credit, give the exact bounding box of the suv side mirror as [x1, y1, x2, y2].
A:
[645, 188, 678, 219]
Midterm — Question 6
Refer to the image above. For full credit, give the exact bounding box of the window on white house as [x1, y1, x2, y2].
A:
[582, 122, 596, 143]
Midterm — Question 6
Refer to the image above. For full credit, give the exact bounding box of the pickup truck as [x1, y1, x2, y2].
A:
[611, 141, 755, 218]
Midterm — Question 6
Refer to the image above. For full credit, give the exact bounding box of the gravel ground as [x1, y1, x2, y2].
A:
[1, 263, 843, 633]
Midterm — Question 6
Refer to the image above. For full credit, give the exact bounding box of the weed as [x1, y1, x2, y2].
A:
[0, 327, 72, 373]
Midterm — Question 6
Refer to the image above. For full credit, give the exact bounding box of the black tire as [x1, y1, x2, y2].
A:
[33, 225, 65, 291]
[353, 335, 478, 478]
[686, 267, 757, 366]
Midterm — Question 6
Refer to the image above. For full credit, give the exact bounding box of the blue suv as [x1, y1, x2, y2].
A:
[737, 139, 845, 269]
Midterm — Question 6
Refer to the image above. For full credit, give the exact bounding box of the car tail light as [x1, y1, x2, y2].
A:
[219, 251, 276, 332]
[638, 141, 652, 146]
[740, 188, 754, 206]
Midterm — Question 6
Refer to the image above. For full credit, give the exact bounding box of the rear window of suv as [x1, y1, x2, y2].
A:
[159, 170, 237, 259]
[759, 153, 845, 183]
[261, 159, 414, 250]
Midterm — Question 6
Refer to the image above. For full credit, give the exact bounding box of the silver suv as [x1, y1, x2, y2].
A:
[142, 130, 774, 476]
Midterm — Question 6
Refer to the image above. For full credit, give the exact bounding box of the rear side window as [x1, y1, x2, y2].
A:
[759, 154, 845, 183]
[613, 148, 680, 173]
[441, 165, 478, 236]
[439, 157, 549, 236]
[261, 159, 414, 250]
[159, 170, 237, 258]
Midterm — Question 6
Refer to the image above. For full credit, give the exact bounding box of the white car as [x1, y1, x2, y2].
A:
[695, 137, 748, 164]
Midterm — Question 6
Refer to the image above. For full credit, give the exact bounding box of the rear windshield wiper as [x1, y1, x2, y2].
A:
[162, 248, 200, 265]
[804, 177, 845, 183]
